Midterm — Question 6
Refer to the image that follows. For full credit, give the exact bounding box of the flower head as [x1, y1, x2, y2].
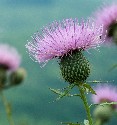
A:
[0, 44, 21, 71]
[26, 18, 103, 64]
[94, 4, 117, 41]
[92, 84, 117, 108]
[26, 18, 104, 84]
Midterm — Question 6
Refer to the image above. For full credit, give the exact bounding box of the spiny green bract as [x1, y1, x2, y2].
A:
[59, 50, 90, 84]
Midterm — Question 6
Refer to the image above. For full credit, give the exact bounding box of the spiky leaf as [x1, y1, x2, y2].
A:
[61, 122, 81, 125]
[83, 83, 96, 95]
[90, 102, 117, 108]
[49, 84, 75, 101]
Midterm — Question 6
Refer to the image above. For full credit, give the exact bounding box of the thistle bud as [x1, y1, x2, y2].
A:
[108, 22, 117, 44]
[9, 68, 26, 86]
[93, 105, 114, 124]
[59, 50, 90, 84]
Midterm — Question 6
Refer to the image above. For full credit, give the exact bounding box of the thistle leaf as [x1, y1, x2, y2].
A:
[49, 84, 75, 101]
[87, 80, 109, 84]
[83, 83, 96, 95]
[49, 88, 63, 95]
[89, 102, 117, 108]
[61, 122, 81, 125]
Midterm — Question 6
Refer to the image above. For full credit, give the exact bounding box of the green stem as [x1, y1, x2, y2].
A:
[0, 91, 15, 125]
[78, 85, 93, 125]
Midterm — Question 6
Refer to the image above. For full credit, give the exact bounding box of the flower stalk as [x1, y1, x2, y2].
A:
[0, 91, 15, 125]
[78, 85, 93, 125]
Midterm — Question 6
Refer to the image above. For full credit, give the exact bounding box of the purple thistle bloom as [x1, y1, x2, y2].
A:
[26, 19, 103, 64]
[94, 4, 117, 41]
[0, 44, 21, 71]
[92, 84, 117, 108]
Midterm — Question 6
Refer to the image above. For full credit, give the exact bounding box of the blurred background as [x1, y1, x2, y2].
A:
[0, 0, 117, 124]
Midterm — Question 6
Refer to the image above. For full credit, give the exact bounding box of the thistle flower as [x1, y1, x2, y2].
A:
[92, 84, 117, 108]
[95, 4, 117, 42]
[0, 44, 21, 71]
[26, 19, 103, 84]
[26, 19, 103, 63]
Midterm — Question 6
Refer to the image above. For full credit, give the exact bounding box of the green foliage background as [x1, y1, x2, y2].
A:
[0, 0, 117, 124]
